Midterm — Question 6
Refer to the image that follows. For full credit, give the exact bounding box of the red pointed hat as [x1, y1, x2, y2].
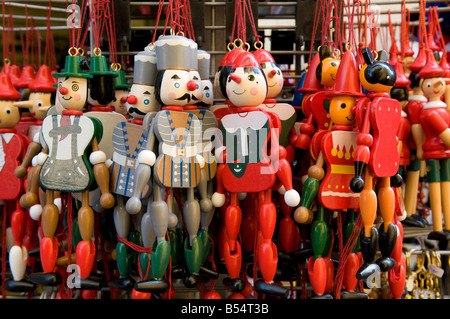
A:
[0, 72, 22, 100]
[231, 51, 260, 69]
[394, 59, 411, 87]
[9, 64, 21, 88]
[297, 53, 323, 94]
[419, 50, 445, 79]
[220, 47, 245, 67]
[409, 44, 427, 72]
[439, 53, 450, 79]
[253, 48, 276, 64]
[15, 65, 36, 89]
[29, 65, 57, 93]
[326, 49, 364, 97]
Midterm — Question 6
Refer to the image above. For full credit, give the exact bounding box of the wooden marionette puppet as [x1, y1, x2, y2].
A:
[12, 65, 37, 139]
[349, 47, 401, 280]
[293, 45, 341, 225]
[11, 65, 57, 287]
[252, 47, 301, 254]
[184, 48, 218, 271]
[109, 50, 160, 290]
[0, 72, 33, 292]
[26, 54, 115, 285]
[126, 35, 204, 292]
[294, 48, 367, 298]
[402, 29, 430, 228]
[416, 49, 450, 241]
[108, 68, 131, 118]
[211, 51, 300, 294]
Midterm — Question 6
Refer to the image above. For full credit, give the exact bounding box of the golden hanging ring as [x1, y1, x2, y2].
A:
[243, 42, 251, 52]
[93, 47, 102, 56]
[177, 30, 185, 37]
[332, 48, 341, 59]
[111, 63, 121, 71]
[147, 42, 155, 52]
[77, 48, 85, 56]
[227, 42, 235, 51]
[68, 47, 78, 56]
[371, 50, 378, 61]
[233, 38, 243, 49]
[304, 64, 309, 72]
[3, 58, 11, 66]
[345, 42, 352, 52]
[254, 41, 263, 50]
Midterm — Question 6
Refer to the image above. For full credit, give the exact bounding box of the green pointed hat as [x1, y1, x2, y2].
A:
[113, 69, 131, 90]
[90, 54, 117, 77]
[52, 55, 92, 79]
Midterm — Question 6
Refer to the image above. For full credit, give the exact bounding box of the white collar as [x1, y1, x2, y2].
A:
[1, 133, 14, 144]
[401, 110, 408, 118]
[424, 100, 447, 109]
[408, 95, 428, 102]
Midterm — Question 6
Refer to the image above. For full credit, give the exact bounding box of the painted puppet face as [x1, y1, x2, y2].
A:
[109, 89, 129, 115]
[318, 57, 340, 88]
[329, 96, 356, 126]
[0, 100, 20, 128]
[213, 68, 224, 99]
[261, 62, 283, 99]
[226, 67, 267, 107]
[57, 77, 88, 111]
[158, 69, 192, 106]
[198, 79, 214, 107]
[13, 92, 52, 121]
[126, 84, 158, 119]
[421, 77, 446, 102]
[188, 70, 203, 105]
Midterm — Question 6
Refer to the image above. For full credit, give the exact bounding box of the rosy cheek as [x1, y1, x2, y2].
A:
[74, 94, 81, 101]
[250, 87, 259, 96]
[226, 88, 230, 97]
[168, 92, 177, 101]
[278, 79, 283, 87]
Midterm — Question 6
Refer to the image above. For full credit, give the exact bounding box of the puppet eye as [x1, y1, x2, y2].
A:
[248, 74, 255, 81]
[72, 84, 79, 92]
[340, 103, 346, 109]
[171, 74, 180, 79]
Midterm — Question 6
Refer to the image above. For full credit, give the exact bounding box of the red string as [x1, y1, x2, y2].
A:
[117, 234, 153, 253]
[308, 0, 321, 64]
[8, 5, 16, 65]
[244, 0, 260, 44]
[151, 0, 166, 44]
[75, 0, 91, 51]
[333, 213, 363, 299]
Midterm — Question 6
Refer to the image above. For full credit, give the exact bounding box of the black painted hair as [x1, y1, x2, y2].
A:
[89, 74, 116, 105]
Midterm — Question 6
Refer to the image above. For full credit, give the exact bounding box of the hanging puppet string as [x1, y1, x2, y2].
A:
[343, 0, 359, 54]
[151, 0, 166, 45]
[307, 0, 322, 64]
[434, 6, 446, 53]
[420, 0, 429, 52]
[66, 0, 91, 53]
[182, 0, 195, 41]
[244, 0, 261, 46]
[44, 0, 57, 70]
[90, 0, 109, 53]
[388, 10, 398, 54]
[104, 0, 118, 65]
[7, 4, 16, 66]
[400, 0, 406, 61]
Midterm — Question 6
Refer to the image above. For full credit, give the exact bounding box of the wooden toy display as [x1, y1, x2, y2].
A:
[1, 0, 450, 301]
